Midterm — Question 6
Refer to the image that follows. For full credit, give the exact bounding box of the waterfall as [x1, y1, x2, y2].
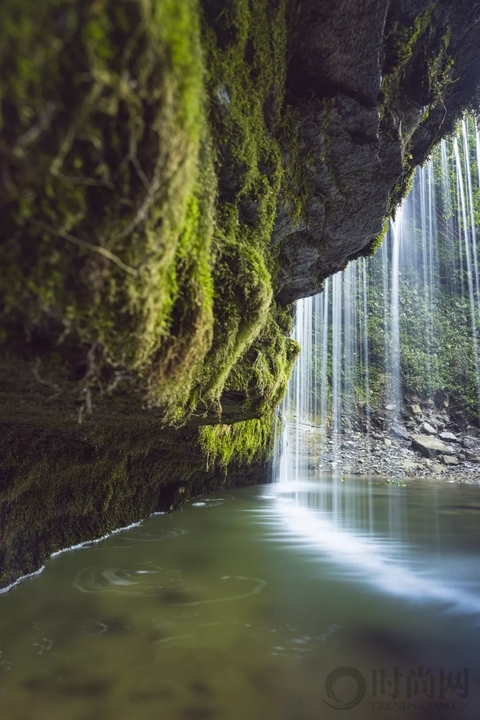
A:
[389, 203, 403, 419]
[277, 118, 480, 482]
[455, 125, 480, 412]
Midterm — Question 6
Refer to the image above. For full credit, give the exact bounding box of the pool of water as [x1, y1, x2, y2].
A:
[1, 476, 479, 719]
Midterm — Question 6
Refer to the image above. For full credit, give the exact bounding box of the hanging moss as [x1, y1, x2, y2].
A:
[189, 0, 290, 408]
[225, 305, 300, 415]
[0, 0, 297, 435]
[199, 413, 277, 470]
[198, 307, 299, 471]
[366, 218, 390, 256]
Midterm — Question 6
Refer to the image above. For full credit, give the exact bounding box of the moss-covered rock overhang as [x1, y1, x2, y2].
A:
[0, 0, 300, 432]
[1, 0, 480, 589]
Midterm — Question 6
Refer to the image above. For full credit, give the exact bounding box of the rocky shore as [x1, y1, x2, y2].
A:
[294, 403, 480, 483]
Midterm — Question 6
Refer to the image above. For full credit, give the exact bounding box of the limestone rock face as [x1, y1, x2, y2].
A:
[274, 0, 480, 303]
[2, 0, 480, 425]
[275, 97, 400, 302]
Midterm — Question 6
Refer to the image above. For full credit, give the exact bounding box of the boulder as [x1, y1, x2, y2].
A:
[432, 463, 446, 474]
[411, 435, 455, 458]
[421, 422, 437, 435]
[465, 451, 480, 464]
[439, 431, 459, 443]
[441, 455, 459, 466]
[410, 404, 422, 415]
[390, 424, 411, 441]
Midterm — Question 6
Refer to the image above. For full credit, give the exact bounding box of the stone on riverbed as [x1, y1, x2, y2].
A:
[439, 431, 459, 443]
[390, 424, 411, 441]
[421, 422, 437, 435]
[441, 455, 459, 466]
[465, 451, 480, 464]
[424, 459, 445, 474]
[403, 459, 420, 473]
[411, 435, 455, 458]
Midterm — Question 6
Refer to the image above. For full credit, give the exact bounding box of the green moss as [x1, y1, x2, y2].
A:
[276, 105, 311, 228]
[193, 13, 302, 466]
[226, 304, 299, 414]
[198, 304, 299, 471]
[189, 0, 290, 410]
[0, 408, 243, 589]
[381, 7, 436, 112]
[199, 413, 276, 469]
[0, 0, 296, 431]
[367, 217, 390, 256]
[0, 0, 216, 412]
[388, 162, 417, 216]
[146, 142, 217, 418]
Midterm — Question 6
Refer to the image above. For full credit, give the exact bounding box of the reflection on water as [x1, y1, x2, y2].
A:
[1, 476, 480, 719]
[267, 480, 480, 616]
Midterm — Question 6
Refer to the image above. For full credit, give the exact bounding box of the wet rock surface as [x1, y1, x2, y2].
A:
[276, 0, 480, 303]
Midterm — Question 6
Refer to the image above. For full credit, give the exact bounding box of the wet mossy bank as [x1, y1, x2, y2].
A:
[0, 409, 269, 590]
[2, 0, 480, 587]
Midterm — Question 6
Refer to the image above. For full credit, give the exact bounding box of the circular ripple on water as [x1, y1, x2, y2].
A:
[73, 563, 184, 596]
[118, 527, 190, 543]
[176, 576, 267, 606]
[74, 564, 266, 604]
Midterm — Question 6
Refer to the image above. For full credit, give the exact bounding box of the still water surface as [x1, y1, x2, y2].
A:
[1, 477, 480, 719]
